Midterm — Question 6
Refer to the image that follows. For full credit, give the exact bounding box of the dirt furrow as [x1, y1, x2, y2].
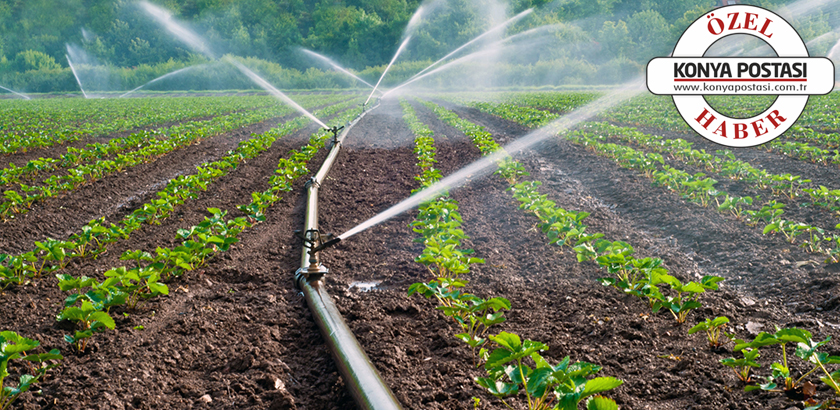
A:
[0, 113, 305, 255]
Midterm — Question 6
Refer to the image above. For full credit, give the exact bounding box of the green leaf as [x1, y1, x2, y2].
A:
[581, 377, 624, 399]
[475, 377, 518, 398]
[774, 328, 812, 345]
[89, 311, 116, 329]
[688, 322, 708, 334]
[490, 332, 521, 352]
[749, 332, 781, 348]
[485, 348, 516, 369]
[586, 396, 619, 410]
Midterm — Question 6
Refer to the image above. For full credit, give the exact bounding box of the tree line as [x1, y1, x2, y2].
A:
[0, 0, 836, 92]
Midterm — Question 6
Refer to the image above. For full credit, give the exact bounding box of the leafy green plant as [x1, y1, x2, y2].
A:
[733, 327, 840, 399]
[745, 200, 785, 227]
[496, 158, 529, 184]
[717, 195, 753, 219]
[476, 332, 622, 410]
[689, 317, 730, 348]
[770, 174, 810, 199]
[103, 266, 169, 310]
[33, 239, 72, 276]
[57, 300, 116, 352]
[650, 275, 724, 324]
[0, 254, 37, 289]
[721, 348, 761, 383]
[0, 331, 62, 410]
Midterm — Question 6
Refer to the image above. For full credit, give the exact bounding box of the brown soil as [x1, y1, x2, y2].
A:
[3, 97, 840, 410]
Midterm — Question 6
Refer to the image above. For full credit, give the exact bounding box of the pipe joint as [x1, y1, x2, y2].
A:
[295, 263, 329, 287]
[304, 177, 320, 189]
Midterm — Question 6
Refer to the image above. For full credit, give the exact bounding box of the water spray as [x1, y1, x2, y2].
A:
[138, 1, 215, 59]
[119, 65, 202, 98]
[226, 57, 328, 128]
[300, 49, 377, 89]
[365, 36, 412, 104]
[382, 25, 559, 98]
[341, 79, 646, 241]
[405, 8, 533, 82]
[382, 45, 509, 98]
[65, 55, 88, 99]
[0, 85, 30, 100]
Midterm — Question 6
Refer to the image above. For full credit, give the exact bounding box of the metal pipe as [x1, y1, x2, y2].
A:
[295, 103, 402, 410]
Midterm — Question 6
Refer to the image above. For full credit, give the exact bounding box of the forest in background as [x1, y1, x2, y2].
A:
[1, 0, 838, 92]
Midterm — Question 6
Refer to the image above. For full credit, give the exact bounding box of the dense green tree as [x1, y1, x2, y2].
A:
[13, 50, 61, 72]
[626, 10, 672, 59]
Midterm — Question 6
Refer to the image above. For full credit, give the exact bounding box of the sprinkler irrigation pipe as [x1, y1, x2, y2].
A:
[294, 102, 402, 410]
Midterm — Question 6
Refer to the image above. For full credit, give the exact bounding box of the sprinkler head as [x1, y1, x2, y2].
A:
[294, 230, 340, 283]
[324, 125, 345, 149]
[310, 237, 341, 255]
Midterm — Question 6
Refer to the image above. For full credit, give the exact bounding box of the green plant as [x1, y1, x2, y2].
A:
[734, 328, 840, 399]
[688, 317, 730, 348]
[717, 195, 753, 219]
[57, 301, 116, 352]
[33, 239, 72, 276]
[496, 158, 529, 184]
[745, 200, 785, 226]
[103, 266, 169, 310]
[475, 332, 622, 410]
[0, 331, 62, 410]
[721, 348, 761, 383]
[649, 275, 724, 324]
[440, 294, 511, 361]
[0, 254, 37, 289]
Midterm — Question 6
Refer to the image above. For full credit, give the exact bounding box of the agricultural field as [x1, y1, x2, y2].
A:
[1, 88, 840, 410]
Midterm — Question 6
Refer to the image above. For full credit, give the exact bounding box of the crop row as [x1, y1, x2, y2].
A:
[0, 95, 354, 221]
[0, 95, 332, 154]
[0, 97, 364, 290]
[421, 98, 723, 324]
[448, 94, 840, 222]
[456, 92, 840, 155]
[432, 98, 840, 407]
[0, 101, 369, 409]
[438, 91, 598, 114]
[458, 96, 840, 262]
[400, 99, 621, 410]
[599, 94, 840, 133]
[566, 122, 840, 262]
[0, 94, 355, 189]
[561, 128, 840, 407]
[436, 95, 560, 129]
[0, 95, 277, 139]
[58, 102, 364, 350]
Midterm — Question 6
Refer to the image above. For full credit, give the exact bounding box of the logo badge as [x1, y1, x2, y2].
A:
[647, 5, 835, 147]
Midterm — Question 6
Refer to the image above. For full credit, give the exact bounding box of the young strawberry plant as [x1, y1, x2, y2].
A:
[721, 348, 761, 383]
[476, 331, 622, 410]
[0, 331, 62, 410]
[729, 327, 840, 403]
[689, 317, 731, 348]
[0, 254, 37, 289]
